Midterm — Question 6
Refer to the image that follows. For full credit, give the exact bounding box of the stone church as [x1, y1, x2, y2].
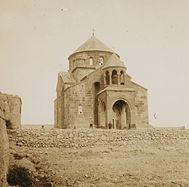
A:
[54, 34, 149, 129]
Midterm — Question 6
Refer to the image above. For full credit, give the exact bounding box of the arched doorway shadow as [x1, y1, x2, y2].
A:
[112, 100, 131, 129]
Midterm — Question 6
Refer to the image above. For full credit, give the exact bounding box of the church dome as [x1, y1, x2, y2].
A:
[69, 35, 114, 58]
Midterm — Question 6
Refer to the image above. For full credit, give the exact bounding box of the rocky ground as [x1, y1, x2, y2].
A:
[8, 128, 189, 187]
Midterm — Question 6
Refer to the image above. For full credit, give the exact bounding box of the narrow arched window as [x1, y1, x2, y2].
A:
[120, 71, 125, 85]
[78, 105, 83, 114]
[102, 102, 106, 111]
[106, 71, 110, 85]
[112, 70, 118, 84]
[89, 57, 93, 65]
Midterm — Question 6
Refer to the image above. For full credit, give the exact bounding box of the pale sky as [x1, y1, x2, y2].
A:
[0, 0, 189, 126]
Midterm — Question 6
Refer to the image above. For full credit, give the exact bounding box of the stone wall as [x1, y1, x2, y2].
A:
[61, 66, 149, 129]
[69, 51, 113, 82]
[8, 128, 189, 149]
[129, 82, 149, 127]
[0, 115, 9, 186]
[0, 92, 21, 186]
[54, 99, 58, 128]
[0, 92, 22, 129]
[63, 67, 105, 128]
[64, 82, 93, 128]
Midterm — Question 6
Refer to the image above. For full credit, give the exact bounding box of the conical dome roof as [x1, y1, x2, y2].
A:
[103, 53, 125, 69]
[70, 35, 114, 57]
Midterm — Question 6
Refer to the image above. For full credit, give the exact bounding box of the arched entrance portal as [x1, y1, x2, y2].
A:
[112, 100, 131, 129]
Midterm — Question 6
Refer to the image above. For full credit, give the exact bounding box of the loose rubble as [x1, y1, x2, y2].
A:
[8, 127, 189, 186]
[8, 127, 189, 149]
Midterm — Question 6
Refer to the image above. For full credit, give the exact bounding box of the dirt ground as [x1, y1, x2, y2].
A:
[9, 133, 189, 187]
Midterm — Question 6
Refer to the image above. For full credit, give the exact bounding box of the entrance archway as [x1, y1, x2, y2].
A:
[112, 100, 131, 129]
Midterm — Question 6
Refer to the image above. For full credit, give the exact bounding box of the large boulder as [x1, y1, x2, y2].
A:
[0, 118, 9, 187]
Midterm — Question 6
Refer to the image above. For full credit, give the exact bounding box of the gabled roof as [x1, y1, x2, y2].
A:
[70, 35, 114, 57]
[58, 72, 75, 83]
[103, 53, 125, 69]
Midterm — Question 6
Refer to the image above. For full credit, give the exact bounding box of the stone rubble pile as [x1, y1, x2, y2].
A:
[8, 127, 189, 149]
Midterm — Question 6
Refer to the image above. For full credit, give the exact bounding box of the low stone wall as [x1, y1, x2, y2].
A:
[8, 127, 189, 149]
[0, 118, 9, 187]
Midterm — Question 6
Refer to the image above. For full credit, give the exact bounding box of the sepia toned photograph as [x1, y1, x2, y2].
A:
[0, 0, 189, 186]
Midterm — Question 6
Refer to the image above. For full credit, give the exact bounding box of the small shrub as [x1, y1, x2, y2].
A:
[5, 120, 12, 129]
[7, 165, 33, 187]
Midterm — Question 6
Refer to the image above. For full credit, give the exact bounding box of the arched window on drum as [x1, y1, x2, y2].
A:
[89, 57, 93, 65]
[112, 70, 118, 84]
[120, 70, 125, 85]
[105, 71, 110, 85]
